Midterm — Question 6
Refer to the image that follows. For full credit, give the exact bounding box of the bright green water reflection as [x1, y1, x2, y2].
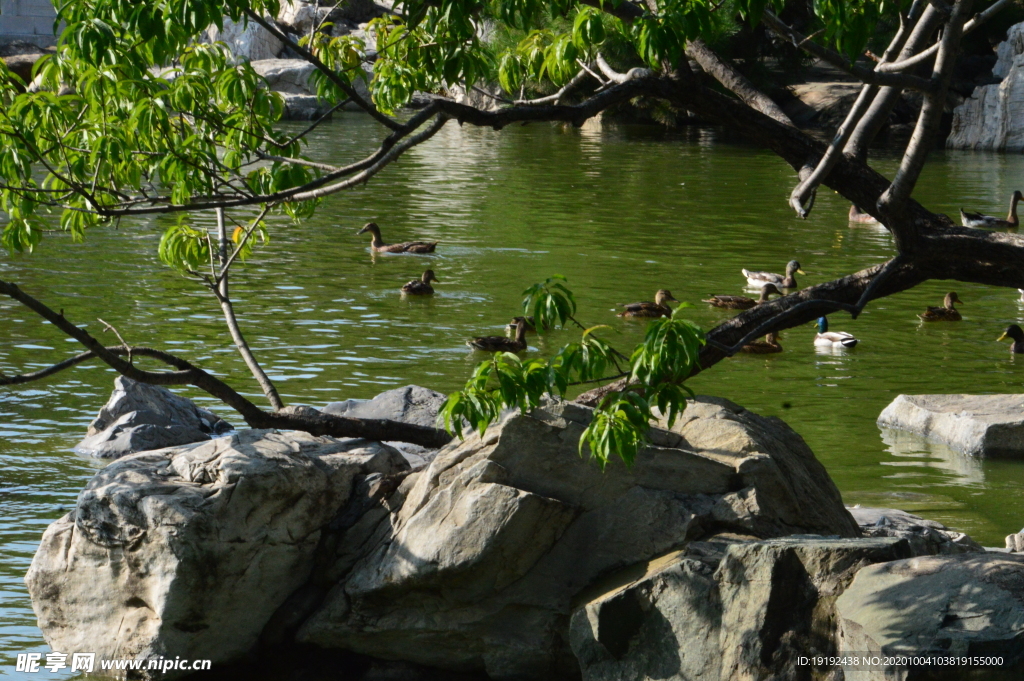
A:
[3, 115, 1024, 674]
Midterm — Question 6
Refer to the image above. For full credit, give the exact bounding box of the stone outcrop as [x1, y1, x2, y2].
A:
[836, 553, 1024, 676]
[848, 505, 983, 554]
[27, 429, 408, 673]
[949, 22, 1024, 150]
[295, 398, 858, 679]
[877, 394, 1024, 458]
[206, 15, 283, 62]
[75, 376, 232, 459]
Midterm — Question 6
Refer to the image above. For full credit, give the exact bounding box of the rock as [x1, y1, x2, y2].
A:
[783, 82, 864, 129]
[276, 0, 330, 36]
[1007, 529, 1024, 553]
[949, 22, 1024, 150]
[571, 536, 920, 681]
[1, 51, 45, 85]
[296, 397, 859, 679]
[324, 385, 448, 429]
[251, 57, 317, 93]
[75, 377, 232, 459]
[835, 553, 1024, 675]
[848, 505, 984, 555]
[334, 0, 381, 23]
[994, 22, 1024, 79]
[877, 394, 1024, 458]
[26, 429, 409, 677]
[206, 15, 283, 62]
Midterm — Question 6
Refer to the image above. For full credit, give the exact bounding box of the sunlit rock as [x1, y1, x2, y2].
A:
[877, 394, 1024, 458]
[848, 505, 983, 554]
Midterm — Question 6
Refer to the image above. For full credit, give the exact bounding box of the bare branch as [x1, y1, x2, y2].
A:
[684, 38, 793, 126]
[514, 68, 594, 106]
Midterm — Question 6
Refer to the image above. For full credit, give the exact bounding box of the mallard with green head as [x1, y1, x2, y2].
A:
[618, 289, 679, 318]
[467, 318, 528, 353]
[918, 292, 963, 322]
[358, 222, 438, 253]
[814, 317, 858, 348]
[742, 260, 804, 289]
[703, 283, 782, 310]
[998, 325, 1024, 354]
[741, 331, 783, 354]
[401, 270, 439, 295]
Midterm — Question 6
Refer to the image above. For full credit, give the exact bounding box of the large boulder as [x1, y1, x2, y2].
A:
[836, 553, 1024, 677]
[949, 22, 1024, 150]
[26, 429, 408, 675]
[877, 394, 1024, 458]
[295, 398, 859, 679]
[206, 15, 283, 62]
[249, 57, 372, 119]
[75, 376, 232, 459]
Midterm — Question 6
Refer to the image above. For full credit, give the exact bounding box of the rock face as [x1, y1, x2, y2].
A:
[206, 15, 283, 62]
[324, 384, 448, 429]
[836, 553, 1024, 675]
[877, 394, 1024, 458]
[26, 430, 408, 673]
[295, 398, 858, 679]
[249, 57, 371, 120]
[949, 22, 1024, 150]
[75, 377, 232, 459]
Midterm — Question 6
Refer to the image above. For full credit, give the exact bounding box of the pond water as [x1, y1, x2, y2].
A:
[3, 114, 1024, 676]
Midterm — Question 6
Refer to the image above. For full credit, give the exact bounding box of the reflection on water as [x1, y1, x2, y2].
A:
[880, 428, 986, 486]
[4, 117, 1024, 674]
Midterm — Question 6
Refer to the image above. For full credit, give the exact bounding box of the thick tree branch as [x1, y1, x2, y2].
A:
[684, 38, 793, 126]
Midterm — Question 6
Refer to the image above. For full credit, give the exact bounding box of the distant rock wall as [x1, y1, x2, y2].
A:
[0, 0, 58, 48]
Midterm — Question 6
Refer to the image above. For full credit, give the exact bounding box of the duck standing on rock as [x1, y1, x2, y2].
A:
[741, 331, 783, 354]
[401, 270, 439, 295]
[703, 283, 782, 310]
[357, 222, 438, 253]
[743, 260, 804, 289]
[814, 317, 858, 348]
[997, 325, 1024, 354]
[467, 318, 528, 353]
[960, 191, 1023, 229]
[918, 292, 963, 321]
[617, 289, 679, 318]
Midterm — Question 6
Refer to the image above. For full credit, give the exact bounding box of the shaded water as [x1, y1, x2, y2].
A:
[4, 115, 1024, 674]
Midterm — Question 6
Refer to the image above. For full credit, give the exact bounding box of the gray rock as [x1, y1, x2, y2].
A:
[26, 429, 409, 678]
[848, 505, 984, 555]
[206, 15, 283, 62]
[75, 377, 232, 459]
[877, 394, 1024, 458]
[296, 397, 859, 679]
[251, 58, 317, 93]
[1007, 529, 1024, 553]
[993, 22, 1024, 79]
[571, 536, 920, 681]
[324, 385, 448, 429]
[835, 553, 1024, 675]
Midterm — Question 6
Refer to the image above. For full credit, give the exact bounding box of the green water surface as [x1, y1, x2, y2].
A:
[3, 115, 1024, 675]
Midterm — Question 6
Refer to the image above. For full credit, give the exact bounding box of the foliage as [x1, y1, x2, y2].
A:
[440, 278, 704, 469]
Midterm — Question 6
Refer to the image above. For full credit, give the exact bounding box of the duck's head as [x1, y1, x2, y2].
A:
[945, 291, 963, 307]
[816, 317, 828, 333]
[998, 324, 1024, 343]
[786, 260, 805, 275]
[1014, 190, 1023, 202]
[357, 222, 380, 235]
[422, 269, 439, 283]
[655, 289, 679, 306]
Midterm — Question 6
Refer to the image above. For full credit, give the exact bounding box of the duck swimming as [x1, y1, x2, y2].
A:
[505, 316, 548, 334]
[918, 292, 963, 322]
[704, 283, 782, 310]
[849, 204, 880, 225]
[358, 222, 438, 253]
[617, 289, 679, 318]
[997, 325, 1024, 354]
[960, 191, 1023, 229]
[741, 331, 783, 354]
[743, 260, 804, 289]
[467, 318, 528, 353]
[814, 317, 858, 348]
[401, 270, 439, 295]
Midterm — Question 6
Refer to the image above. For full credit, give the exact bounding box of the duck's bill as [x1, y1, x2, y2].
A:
[998, 332, 1009, 341]
[796, 269, 807, 274]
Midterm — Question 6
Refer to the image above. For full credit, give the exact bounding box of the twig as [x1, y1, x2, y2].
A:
[98, 318, 132, 364]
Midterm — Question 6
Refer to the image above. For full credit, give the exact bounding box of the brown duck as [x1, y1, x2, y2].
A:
[358, 222, 438, 253]
[401, 270, 439, 295]
[849, 204, 880, 225]
[703, 283, 782, 310]
[918, 292, 963, 322]
[741, 331, 783, 354]
[467, 318, 528, 353]
[617, 289, 679, 318]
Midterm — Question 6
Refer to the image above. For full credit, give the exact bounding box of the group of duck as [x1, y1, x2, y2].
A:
[360, 216, 1024, 356]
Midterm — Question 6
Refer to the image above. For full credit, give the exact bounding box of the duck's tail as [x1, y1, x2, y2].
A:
[841, 337, 859, 348]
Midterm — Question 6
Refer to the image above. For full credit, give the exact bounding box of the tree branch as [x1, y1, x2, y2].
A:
[684, 38, 793, 126]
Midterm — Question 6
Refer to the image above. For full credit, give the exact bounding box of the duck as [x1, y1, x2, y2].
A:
[960, 190, 1023, 229]
[849, 204, 880, 225]
[401, 270, 439, 295]
[617, 289, 680, 318]
[918, 292, 963, 322]
[741, 331, 783, 354]
[467, 318, 528, 353]
[505, 316, 548, 334]
[742, 260, 804, 289]
[814, 316, 858, 348]
[703, 283, 782, 310]
[997, 324, 1024, 354]
[357, 222, 438, 253]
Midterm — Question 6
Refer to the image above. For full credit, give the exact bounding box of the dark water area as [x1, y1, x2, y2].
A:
[3, 115, 1024, 677]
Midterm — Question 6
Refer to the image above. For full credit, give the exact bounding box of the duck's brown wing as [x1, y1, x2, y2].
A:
[703, 295, 755, 309]
[402, 281, 433, 294]
[396, 241, 438, 253]
[621, 301, 658, 312]
[467, 336, 513, 351]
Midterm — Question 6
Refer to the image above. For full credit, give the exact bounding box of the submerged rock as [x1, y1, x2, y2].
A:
[27, 430, 408, 676]
[877, 394, 1024, 458]
[75, 376, 232, 459]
